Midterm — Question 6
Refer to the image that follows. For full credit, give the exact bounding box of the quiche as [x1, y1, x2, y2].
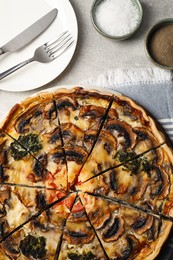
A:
[0, 86, 173, 259]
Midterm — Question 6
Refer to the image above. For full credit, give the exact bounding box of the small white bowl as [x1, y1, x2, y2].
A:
[91, 0, 143, 40]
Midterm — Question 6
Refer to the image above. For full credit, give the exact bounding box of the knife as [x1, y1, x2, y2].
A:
[0, 8, 58, 55]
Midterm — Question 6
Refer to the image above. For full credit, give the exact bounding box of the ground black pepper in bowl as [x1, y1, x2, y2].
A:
[145, 19, 173, 69]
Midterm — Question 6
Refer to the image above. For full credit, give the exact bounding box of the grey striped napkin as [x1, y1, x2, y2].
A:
[82, 67, 173, 260]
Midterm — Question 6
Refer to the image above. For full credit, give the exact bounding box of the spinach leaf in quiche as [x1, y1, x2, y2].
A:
[10, 134, 42, 160]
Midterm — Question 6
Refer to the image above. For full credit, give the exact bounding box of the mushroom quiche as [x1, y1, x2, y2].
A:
[0, 87, 173, 259]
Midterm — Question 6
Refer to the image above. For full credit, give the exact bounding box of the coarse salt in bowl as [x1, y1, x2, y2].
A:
[91, 0, 143, 40]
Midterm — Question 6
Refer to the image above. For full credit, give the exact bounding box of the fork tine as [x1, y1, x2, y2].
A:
[44, 31, 68, 49]
[46, 34, 70, 52]
[48, 35, 73, 55]
[50, 39, 75, 60]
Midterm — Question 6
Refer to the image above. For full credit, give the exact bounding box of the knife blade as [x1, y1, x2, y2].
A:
[0, 8, 58, 55]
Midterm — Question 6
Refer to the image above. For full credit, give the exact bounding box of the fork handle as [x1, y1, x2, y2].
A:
[0, 57, 34, 80]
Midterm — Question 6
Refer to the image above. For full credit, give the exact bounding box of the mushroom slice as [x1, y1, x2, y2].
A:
[133, 128, 162, 155]
[56, 96, 78, 111]
[0, 220, 8, 240]
[68, 200, 86, 222]
[14, 105, 42, 134]
[48, 148, 64, 164]
[43, 126, 61, 146]
[105, 119, 137, 150]
[147, 218, 162, 242]
[84, 129, 98, 151]
[64, 229, 94, 245]
[2, 237, 21, 259]
[120, 234, 141, 259]
[61, 123, 84, 147]
[131, 215, 154, 235]
[149, 166, 169, 199]
[79, 105, 105, 120]
[0, 187, 10, 204]
[102, 216, 125, 242]
[93, 212, 111, 231]
[14, 100, 57, 134]
[33, 154, 48, 181]
[65, 146, 88, 165]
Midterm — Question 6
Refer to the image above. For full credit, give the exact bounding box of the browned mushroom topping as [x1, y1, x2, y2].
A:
[61, 123, 83, 145]
[36, 191, 47, 210]
[131, 215, 153, 235]
[70, 211, 86, 222]
[129, 175, 149, 201]
[89, 209, 102, 222]
[147, 218, 162, 242]
[46, 127, 61, 144]
[56, 97, 78, 111]
[84, 129, 97, 142]
[64, 229, 94, 245]
[99, 130, 117, 151]
[109, 170, 118, 192]
[15, 106, 41, 133]
[133, 128, 160, 156]
[95, 213, 111, 231]
[0, 204, 6, 218]
[0, 188, 10, 204]
[50, 148, 65, 164]
[84, 129, 98, 151]
[149, 166, 169, 199]
[0, 166, 8, 183]
[107, 107, 118, 119]
[15, 102, 57, 134]
[120, 235, 141, 259]
[105, 119, 136, 149]
[65, 146, 88, 164]
[2, 238, 20, 258]
[79, 105, 105, 119]
[33, 218, 51, 232]
[134, 129, 148, 141]
[43, 102, 57, 120]
[113, 97, 149, 126]
[0, 142, 7, 165]
[102, 217, 124, 242]
[33, 155, 47, 180]
[0, 220, 9, 240]
[68, 201, 86, 222]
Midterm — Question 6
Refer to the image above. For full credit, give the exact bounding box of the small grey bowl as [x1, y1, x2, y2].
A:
[91, 0, 143, 40]
[145, 18, 173, 69]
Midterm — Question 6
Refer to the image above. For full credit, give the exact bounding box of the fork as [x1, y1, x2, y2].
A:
[0, 31, 74, 80]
